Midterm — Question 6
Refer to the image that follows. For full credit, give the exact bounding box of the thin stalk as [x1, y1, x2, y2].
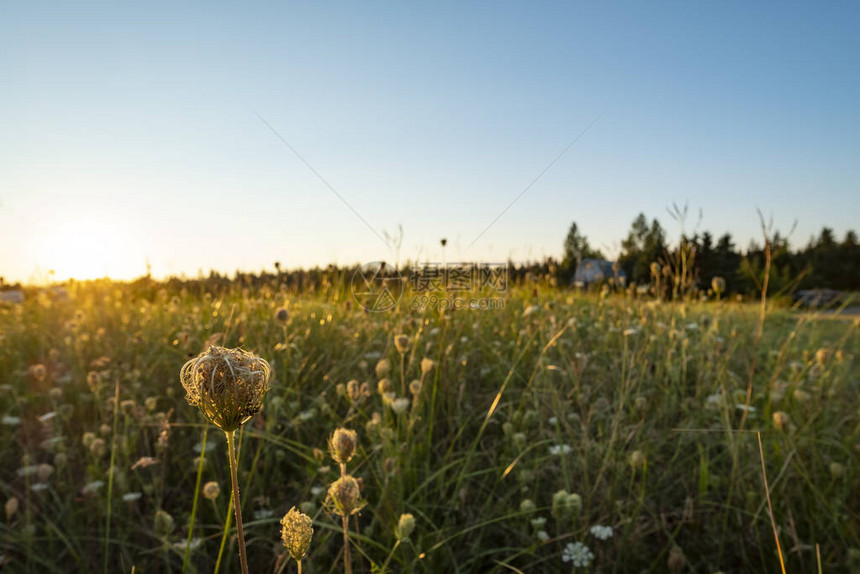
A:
[342, 514, 352, 574]
[182, 425, 208, 573]
[213, 493, 234, 574]
[103, 378, 120, 574]
[226, 430, 250, 574]
[399, 353, 406, 397]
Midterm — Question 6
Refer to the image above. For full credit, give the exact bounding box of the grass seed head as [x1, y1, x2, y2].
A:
[5, 497, 19, 521]
[280, 506, 313, 562]
[179, 346, 271, 432]
[329, 428, 358, 465]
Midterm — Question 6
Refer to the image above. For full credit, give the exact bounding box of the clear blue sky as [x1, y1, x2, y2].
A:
[1, 1, 858, 282]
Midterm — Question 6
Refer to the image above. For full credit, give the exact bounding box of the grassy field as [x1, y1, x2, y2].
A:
[0, 278, 857, 573]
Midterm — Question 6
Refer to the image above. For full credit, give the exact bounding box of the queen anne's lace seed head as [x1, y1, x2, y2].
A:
[180, 346, 271, 432]
[589, 524, 614, 540]
[280, 506, 313, 562]
[327, 475, 365, 517]
[329, 428, 358, 465]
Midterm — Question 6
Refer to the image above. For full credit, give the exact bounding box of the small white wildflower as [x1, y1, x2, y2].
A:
[253, 509, 275, 520]
[734, 404, 757, 413]
[536, 530, 549, 542]
[589, 524, 614, 540]
[310, 486, 325, 497]
[16, 465, 40, 478]
[30, 483, 50, 493]
[122, 492, 143, 502]
[391, 397, 410, 415]
[530, 517, 547, 529]
[562, 541, 594, 567]
[547, 416, 558, 426]
[2, 416, 21, 426]
[172, 538, 203, 552]
[38, 412, 57, 423]
[549, 444, 573, 456]
[83, 480, 105, 494]
[298, 409, 316, 422]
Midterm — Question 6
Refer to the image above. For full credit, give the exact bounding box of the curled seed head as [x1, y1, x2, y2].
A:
[420, 357, 435, 376]
[280, 506, 314, 562]
[346, 380, 360, 402]
[409, 379, 422, 396]
[395, 513, 416, 541]
[202, 481, 220, 500]
[375, 359, 391, 379]
[90, 438, 106, 458]
[772, 411, 789, 430]
[327, 475, 365, 517]
[377, 378, 393, 396]
[154, 509, 175, 537]
[6, 497, 20, 521]
[394, 334, 410, 354]
[329, 428, 358, 465]
[179, 346, 271, 432]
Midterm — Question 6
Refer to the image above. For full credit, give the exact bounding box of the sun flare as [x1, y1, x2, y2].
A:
[33, 218, 143, 281]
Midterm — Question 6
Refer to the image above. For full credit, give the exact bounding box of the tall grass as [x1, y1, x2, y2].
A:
[0, 278, 857, 572]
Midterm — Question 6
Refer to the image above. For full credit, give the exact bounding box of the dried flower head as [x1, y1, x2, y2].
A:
[395, 513, 416, 540]
[280, 506, 314, 562]
[420, 357, 434, 376]
[772, 411, 790, 430]
[275, 308, 289, 323]
[711, 276, 726, 294]
[329, 428, 358, 465]
[375, 359, 391, 378]
[154, 509, 175, 537]
[5, 497, 19, 521]
[180, 346, 271, 432]
[409, 379, 422, 396]
[202, 481, 221, 500]
[346, 379, 361, 402]
[327, 475, 365, 516]
[394, 334, 410, 354]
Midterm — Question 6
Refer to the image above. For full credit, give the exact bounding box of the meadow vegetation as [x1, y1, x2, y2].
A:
[0, 275, 857, 572]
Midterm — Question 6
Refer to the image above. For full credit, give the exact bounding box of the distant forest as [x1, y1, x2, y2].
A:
[557, 212, 860, 296]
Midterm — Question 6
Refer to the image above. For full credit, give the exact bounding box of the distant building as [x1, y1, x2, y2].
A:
[572, 259, 626, 288]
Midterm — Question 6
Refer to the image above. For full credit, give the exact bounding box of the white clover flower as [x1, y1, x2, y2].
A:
[589, 524, 614, 540]
[562, 541, 594, 567]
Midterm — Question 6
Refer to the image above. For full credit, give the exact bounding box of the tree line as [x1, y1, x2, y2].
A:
[559, 213, 860, 296]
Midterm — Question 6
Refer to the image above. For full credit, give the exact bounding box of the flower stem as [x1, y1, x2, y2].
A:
[342, 514, 352, 574]
[226, 430, 249, 574]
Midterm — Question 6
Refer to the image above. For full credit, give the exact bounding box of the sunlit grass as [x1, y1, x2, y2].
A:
[0, 278, 857, 572]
